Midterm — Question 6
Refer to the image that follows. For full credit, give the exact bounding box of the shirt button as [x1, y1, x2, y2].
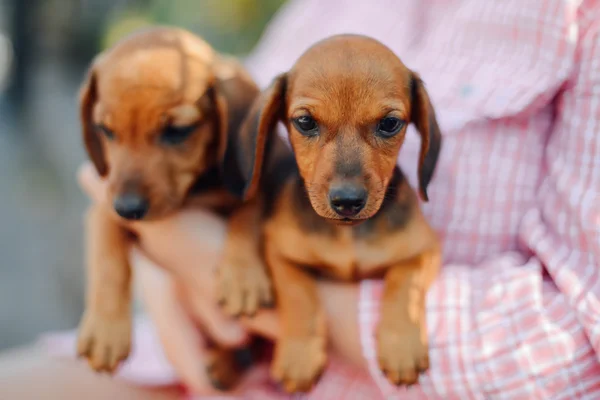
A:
[460, 84, 473, 97]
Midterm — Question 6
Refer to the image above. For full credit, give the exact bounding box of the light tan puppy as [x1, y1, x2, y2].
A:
[76, 26, 272, 389]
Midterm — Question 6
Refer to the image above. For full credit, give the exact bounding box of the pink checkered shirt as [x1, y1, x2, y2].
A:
[243, 0, 600, 398]
[45, 0, 600, 398]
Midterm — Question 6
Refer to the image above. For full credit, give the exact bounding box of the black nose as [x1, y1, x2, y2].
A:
[328, 185, 367, 217]
[113, 193, 149, 220]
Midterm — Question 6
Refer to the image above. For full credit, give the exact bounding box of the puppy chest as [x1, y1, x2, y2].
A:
[268, 225, 394, 280]
[318, 239, 395, 280]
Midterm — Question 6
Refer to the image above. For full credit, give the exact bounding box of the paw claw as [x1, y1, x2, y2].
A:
[417, 355, 429, 373]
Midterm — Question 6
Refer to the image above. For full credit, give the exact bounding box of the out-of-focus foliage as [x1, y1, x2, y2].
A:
[102, 0, 285, 55]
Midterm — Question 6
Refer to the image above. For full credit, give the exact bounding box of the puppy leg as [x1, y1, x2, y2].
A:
[268, 248, 327, 393]
[217, 200, 273, 317]
[376, 247, 441, 385]
[77, 204, 132, 373]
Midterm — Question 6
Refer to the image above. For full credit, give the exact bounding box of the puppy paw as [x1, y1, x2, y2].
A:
[376, 323, 429, 386]
[205, 348, 241, 391]
[271, 336, 327, 393]
[76, 311, 131, 373]
[217, 257, 273, 317]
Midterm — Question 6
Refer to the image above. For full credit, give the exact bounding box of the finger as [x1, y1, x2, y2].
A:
[136, 209, 227, 289]
[176, 280, 249, 348]
[240, 310, 280, 340]
[132, 248, 219, 394]
[77, 162, 108, 204]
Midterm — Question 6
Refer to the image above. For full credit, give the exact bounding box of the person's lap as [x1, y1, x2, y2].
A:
[0, 344, 182, 400]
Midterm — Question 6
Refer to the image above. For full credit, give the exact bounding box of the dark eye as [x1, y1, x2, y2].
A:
[96, 124, 115, 140]
[376, 117, 405, 137]
[160, 124, 198, 146]
[292, 115, 319, 136]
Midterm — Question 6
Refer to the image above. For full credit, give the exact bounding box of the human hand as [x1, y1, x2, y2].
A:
[77, 162, 279, 393]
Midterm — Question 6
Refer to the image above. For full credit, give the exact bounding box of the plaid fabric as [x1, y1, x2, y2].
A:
[242, 0, 600, 398]
[45, 1, 600, 399]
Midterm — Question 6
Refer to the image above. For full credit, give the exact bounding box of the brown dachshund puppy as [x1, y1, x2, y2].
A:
[231, 34, 443, 392]
[76, 26, 272, 389]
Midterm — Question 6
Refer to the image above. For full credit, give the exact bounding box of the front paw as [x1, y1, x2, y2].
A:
[76, 311, 131, 373]
[217, 257, 273, 317]
[376, 322, 429, 386]
[271, 336, 327, 393]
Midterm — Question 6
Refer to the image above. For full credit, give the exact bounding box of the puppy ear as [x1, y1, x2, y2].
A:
[410, 72, 442, 202]
[232, 73, 287, 200]
[79, 66, 108, 176]
[208, 70, 261, 198]
[209, 83, 230, 163]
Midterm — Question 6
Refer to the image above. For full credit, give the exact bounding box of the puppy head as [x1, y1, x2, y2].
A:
[80, 28, 231, 220]
[239, 34, 441, 224]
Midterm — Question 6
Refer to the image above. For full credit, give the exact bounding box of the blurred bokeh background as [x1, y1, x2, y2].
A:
[0, 0, 285, 351]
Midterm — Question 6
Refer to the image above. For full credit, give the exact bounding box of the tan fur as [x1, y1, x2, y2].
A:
[217, 199, 273, 316]
[77, 204, 132, 372]
[235, 34, 443, 392]
[266, 180, 436, 280]
[77, 26, 271, 389]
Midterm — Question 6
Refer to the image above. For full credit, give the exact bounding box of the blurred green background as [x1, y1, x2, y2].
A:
[0, 0, 285, 351]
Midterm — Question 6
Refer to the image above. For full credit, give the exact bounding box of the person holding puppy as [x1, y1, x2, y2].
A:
[1, 0, 599, 399]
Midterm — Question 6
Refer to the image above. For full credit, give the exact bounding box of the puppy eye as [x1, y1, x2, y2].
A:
[160, 124, 197, 146]
[376, 117, 405, 138]
[292, 116, 319, 136]
[96, 124, 115, 140]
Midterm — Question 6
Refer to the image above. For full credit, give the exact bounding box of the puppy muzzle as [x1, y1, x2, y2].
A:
[113, 193, 150, 220]
[328, 184, 367, 218]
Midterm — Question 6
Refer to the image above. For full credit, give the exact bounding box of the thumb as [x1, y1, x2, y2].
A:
[176, 280, 249, 348]
[77, 162, 108, 205]
[240, 311, 280, 340]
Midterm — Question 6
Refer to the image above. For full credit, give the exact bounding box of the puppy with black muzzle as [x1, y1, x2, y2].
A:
[229, 34, 443, 393]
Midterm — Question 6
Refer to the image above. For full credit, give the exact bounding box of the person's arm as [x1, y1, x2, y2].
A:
[357, 7, 600, 398]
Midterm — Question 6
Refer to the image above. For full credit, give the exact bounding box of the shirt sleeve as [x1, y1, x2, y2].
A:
[358, 6, 600, 400]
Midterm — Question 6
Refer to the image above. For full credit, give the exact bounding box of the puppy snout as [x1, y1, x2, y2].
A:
[328, 185, 367, 217]
[113, 193, 149, 220]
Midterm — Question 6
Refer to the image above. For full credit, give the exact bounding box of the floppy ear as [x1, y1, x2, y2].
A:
[228, 73, 287, 200]
[209, 83, 230, 163]
[410, 72, 442, 202]
[208, 70, 262, 198]
[79, 66, 108, 176]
